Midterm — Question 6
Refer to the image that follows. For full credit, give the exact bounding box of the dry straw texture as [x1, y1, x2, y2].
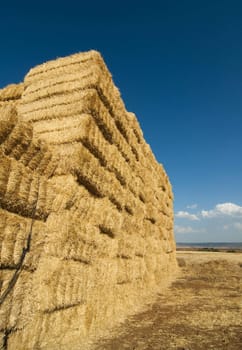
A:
[0, 51, 176, 349]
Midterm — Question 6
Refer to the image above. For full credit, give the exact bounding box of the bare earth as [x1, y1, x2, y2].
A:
[94, 251, 242, 350]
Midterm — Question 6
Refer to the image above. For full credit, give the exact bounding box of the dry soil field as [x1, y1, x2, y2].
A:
[93, 251, 242, 350]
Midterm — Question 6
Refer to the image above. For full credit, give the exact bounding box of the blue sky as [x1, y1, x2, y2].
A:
[1, 0, 242, 242]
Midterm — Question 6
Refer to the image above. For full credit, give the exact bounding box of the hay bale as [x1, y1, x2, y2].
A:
[0, 83, 24, 102]
[0, 153, 50, 220]
[0, 104, 18, 144]
[0, 51, 177, 349]
[0, 106, 57, 178]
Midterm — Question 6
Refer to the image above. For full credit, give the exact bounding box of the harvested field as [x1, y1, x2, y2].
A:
[94, 251, 242, 350]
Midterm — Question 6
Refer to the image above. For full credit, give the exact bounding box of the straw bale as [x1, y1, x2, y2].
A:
[80, 115, 145, 193]
[0, 208, 7, 239]
[33, 256, 87, 313]
[117, 234, 144, 260]
[45, 224, 96, 264]
[0, 270, 14, 329]
[0, 271, 34, 331]
[0, 151, 11, 198]
[25, 144, 45, 171]
[43, 210, 111, 262]
[0, 209, 46, 325]
[72, 135, 140, 212]
[19, 54, 141, 162]
[22, 52, 128, 132]
[32, 112, 90, 135]
[1, 121, 32, 157]
[127, 112, 144, 143]
[20, 221, 45, 270]
[46, 175, 83, 213]
[144, 202, 160, 222]
[18, 138, 57, 177]
[0, 268, 33, 331]
[120, 214, 144, 238]
[74, 147, 126, 209]
[18, 89, 92, 122]
[17, 138, 40, 165]
[87, 93, 136, 166]
[0, 212, 27, 267]
[0, 270, 15, 300]
[0, 104, 18, 144]
[7, 307, 87, 350]
[0, 332, 4, 348]
[5, 158, 27, 201]
[35, 114, 92, 145]
[35, 150, 52, 174]
[0, 153, 50, 220]
[0, 83, 24, 102]
[19, 88, 137, 168]
[93, 194, 122, 218]
[21, 68, 104, 106]
[0, 108, 57, 177]
[126, 173, 144, 198]
[7, 269, 33, 328]
[24, 50, 104, 83]
[116, 256, 146, 285]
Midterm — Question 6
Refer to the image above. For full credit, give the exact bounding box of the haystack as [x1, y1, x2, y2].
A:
[0, 51, 177, 349]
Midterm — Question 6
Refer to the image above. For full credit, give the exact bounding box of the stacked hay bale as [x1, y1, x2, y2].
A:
[0, 84, 24, 108]
[0, 51, 176, 349]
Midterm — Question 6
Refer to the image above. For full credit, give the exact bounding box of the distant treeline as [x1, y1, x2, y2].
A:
[176, 242, 242, 252]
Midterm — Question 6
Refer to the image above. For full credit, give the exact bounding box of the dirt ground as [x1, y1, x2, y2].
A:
[93, 251, 242, 350]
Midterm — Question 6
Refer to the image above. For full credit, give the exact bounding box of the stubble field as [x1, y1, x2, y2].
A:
[94, 251, 242, 350]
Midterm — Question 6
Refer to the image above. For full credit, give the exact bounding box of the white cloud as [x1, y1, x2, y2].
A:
[175, 225, 205, 234]
[201, 202, 242, 218]
[234, 222, 242, 230]
[186, 204, 198, 209]
[175, 225, 194, 234]
[201, 209, 215, 218]
[216, 203, 242, 216]
[175, 211, 199, 221]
